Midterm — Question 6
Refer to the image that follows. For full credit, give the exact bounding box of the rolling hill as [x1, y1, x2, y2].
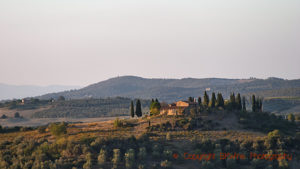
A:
[38, 76, 300, 102]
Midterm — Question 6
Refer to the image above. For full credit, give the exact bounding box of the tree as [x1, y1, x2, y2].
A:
[49, 122, 67, 136]
[83, 153, 92, 169]
[203, 91, 209, 107]
[216, 93, 224, 108]
[138, 147, 147, 161]
[135, 100, 142, 117]
[188, 97, 194, 102]
[287, 114, 295, 122]
[112, 149, 121, 169]
[14, 112, 20, 118]
[236, 93, 242, 111]
[255, 96, 260, 112]
[125, 149, 135, 169]
[252, 95, 256, 112]
[98, 148, 107, 166]
[130, 101, 134, 118]
[258, 98, 263, 112]
[197, 97, 202, 106]
[150, 99, 161, 116]
[209, 92, 216, 108]
[57, 96, 65, 101]
[230, 93, 236, 109]
[242, 96, 246, 112]
[0, 114, 7, 119]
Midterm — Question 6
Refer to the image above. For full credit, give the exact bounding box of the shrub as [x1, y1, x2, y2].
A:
[152, 144, 162, 159]
[160, 160, 172, 168]
[112, 149, 121, 169]
[138, 164, 145, 169]
[83, 152, 92, 169]
[113, 118, 124, 128]
[83, 161, 91, 169]
[125, 149, 135, 169]
[14, 112, 21, 118]
[267, 130, 282, 138]
[287, 114, 295, 122]
[98, 148, 107, 166]
[49, 122, 67, 137]
[278, 159, 289, 169]
[138, 147, 147, 161]
[163, 149, 173, 160]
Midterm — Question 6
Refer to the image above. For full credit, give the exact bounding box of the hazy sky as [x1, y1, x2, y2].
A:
[0, 0, 299, 86]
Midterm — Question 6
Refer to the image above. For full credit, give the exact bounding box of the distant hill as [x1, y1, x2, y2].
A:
[0, 84, 81, 101]
[39, 76, 300, 103]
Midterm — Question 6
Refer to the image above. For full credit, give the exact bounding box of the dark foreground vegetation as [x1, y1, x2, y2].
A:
[0, 118, 299, 169]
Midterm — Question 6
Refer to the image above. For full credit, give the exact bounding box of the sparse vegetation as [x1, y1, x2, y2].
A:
[0, 91, 299, 169]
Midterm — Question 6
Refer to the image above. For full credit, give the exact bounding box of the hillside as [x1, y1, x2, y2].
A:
[0, 97, 150, 119]
[0, 109, 299, 169]
[39, 76, 300, 103]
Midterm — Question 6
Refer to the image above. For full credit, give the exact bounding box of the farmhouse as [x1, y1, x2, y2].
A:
[160, 100, 197, 116]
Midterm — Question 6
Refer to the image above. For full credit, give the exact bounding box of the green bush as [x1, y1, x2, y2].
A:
[113, 118, 124, 128]
[98, 148, 107, 166]
[49, 122, 67, 136]
[83, 153, 92, 169]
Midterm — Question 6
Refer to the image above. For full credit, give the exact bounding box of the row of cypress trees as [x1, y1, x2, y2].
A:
[251, 95, 263, 112]
[130, 100, 142, 118]
[197, 92, 259, 112]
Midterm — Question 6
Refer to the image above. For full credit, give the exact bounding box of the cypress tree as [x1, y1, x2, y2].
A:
[216, 93, 224, 108]
[259, 99, 263, 112]
[135, 100, 142, 117]
[188, 97, 194, 102]
[130, 101, 134, 118]
[252, 95, 256, 112]
[203, 91, 209, 107]
[154, 98, 161, 109]
[230, 93, 236, 109]
[198, 97, 202, 106]
[221, 94, 224, 107]
[242, 96, 246, 112]
[210, 92, 216, 108]
[255, 96, 260, 112]
[236, 93, 242, 111]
